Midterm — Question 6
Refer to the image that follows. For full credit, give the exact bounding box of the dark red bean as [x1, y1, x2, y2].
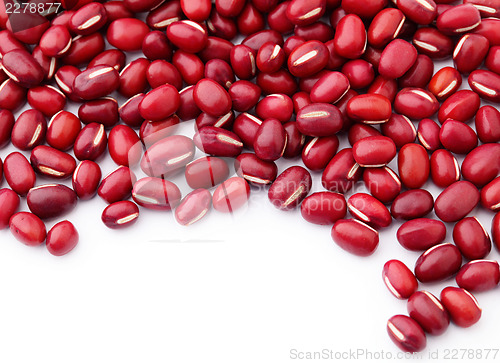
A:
[341, 60, 375, 90]
[493, 212, 500, 251]
[348, 124, 381, 146]
[142, 31, 172, 61]
[0, 109, 15, 148]
[228, 80, 261, 113]
[296, 103, 343, 137]
[141, 135, 195, 177]
[387, 315, 426, 353]
[30, 145, 76, 179]
[475, 106, 500, 143]
[72, 160, 101, 200]
[253, 118, 287, 162]
[1, 49, 44, 88]
[397, 218, 446, 251]
[381, 114, 416, 148]
[310, 72, 349, 104]
[88, 49, 126, 71]
[47, 111, 81, 151]
[107, 18, 150, 51]
[302, 136, 339, 171]
[468, 69, 500, 103]
[482, 177, 500, 212]
[139, 116, 180, 148]
[232, 113, 262, 148]
[212, 177, 250, 213]
[69, 2, 107, 35]
[439, 119, 478, 155]
[9, 212, 46, 246]
[353, 136, 396, 167]
[46, 221, 79, 256]
[322, 148, 362, 193]
[103, 1, 134, 24]
[118, 58, 150, 98]
[435, 181, 480, 223]
[440, 287, 481, 328]
[195, 112, 234, 131]
[485, 45, 500, 75]
[398, 143, 429, 189]
[331, 219, 379, 256]
[11, 109, 47, 151]
[453, 217, 491, 261]
[230, 44, 257, 80]
[286, 0, 326, 26]
[456, 260, 500, 293]
[3, 152, 36, 196]
[73, 66, 119, 100]
[204, 59, 235, 90]
[415, 243, 462, 282]
[119, 94, 145, 128]
[397, 0, 437, 25]
[407, 291, 449, 336]
[268, 166, 312, 210]
[383, 260, 418, 299]
[98, 166, 136, 204]
[287, 40, 329, 78]
[78, 98, 119, 128]
[63, 33, 105, 67]
[185, 157, 229, 189]
[175, 189, 212, 226]
[300, 192, 346, 225]
[124, 0, 164, 13]
[363, 166, 401, 204]
[73, 123, 107, 161]
[367, 77, 398, 103]
[412, 27, 453, 59]
[348, 193, 392, 229]
[417, 118, 441, 151]
[193, 127, 243, 157]
[391, 189, 434, 220]
[0, 79, 27, 111]
[430, 149, 460, 188]
[54, 65, 81, 101]
[146, 1, 183, 30]
[283, 121, 306, 158]
[267, 2, 294, 34]
[464, 0, 500, 17]
[108, 125, 142, 167]
[436, 4, 481, 35]
[453, 34, 489, 75]
[27, 184, 77, 219]
[367, 8, 406, 48]
[177, 86, 201, 122]
[216, 0, 246, 17]
[200, 36, 233, 63]
[139, 85, 180, 121]
[256, 69, 297, 96]
[237, 2, 265, 35]
[0, 188, 20, 230]
[333, 14, 366, 59]
[234, 153, 277, 185]
[102, 201, 139, 229]
[399, 54, 434, 89]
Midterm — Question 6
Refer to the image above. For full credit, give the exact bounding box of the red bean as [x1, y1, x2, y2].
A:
[27, 184, 77, 219]
[78, 98, 119, 128]
[434, 181, 480, 223]
[256, 69, 298, 96]
[108, 125, 142, 168]
[167, 20, 208, 54]
[107, 18, 150, 51]
[341, 60, 375, 90]
[438, 90, 480, 124]
[119, 94, 145, 128]
[141, 135, 195, 177]
[348, 123, 381, 146]
[387, 315, 426, 353]
[30, 145, 76, 179]
[300, 192, 346, 225]
[286, 0, 326, 26]
[72, 160, 101, 200]
[322, 148, 362, 193]
[193, 78, 232, 117]
[88, 49, 126, 71]
[367, 8, 405, 48]
[181, 0, 211, 21]
[3, 152, 36, 196]
[73, 123, 107, 161]
[415, 243, 462, 282]
[230, 44, 257, 80]
[481, 177, 500, 212]
[430, 149, 460, 188]
[493, 212, 500, 251]
[295, 103, 343, 137]
[234, 153, 277, 185]
[185, 157, 230, 189]
[475, 106, 500, 143]
[398, 143, 429, 189]
[0, 109, 15, 148]
[394, 88, 439, 119]
[139, 85, 180, 121]
[118, 58, 150, 98]
[464, 0, 500, 17]
[146, 1, 182, 30]
[142, 31, 173, 61]
[417, 118, 441, 152]
[391, 189, 434, 220]
[9, 212, 46, 246]
[453, 34, 489, 75]
[462, 143, 500, 188]
[399, 54, 434, 89]
[69, 2, 107, 35]
[102, 201, 140, 229]
[212, 177, 250, 213]
[407, 291, 449, 336]
[397, 0, 437, 25]
[353, 136, 396, 167]
[301, 136, 339, 171]
[132, 177, 182, 210]
[39, 25, 72, 59]
[333, 14, 366, 59]
[331, 219, 379, 256]
[27, 85, 66, 118]
[383, 260, 418, 300]
[256, 42, 285, 73]
[193, 126, 243, 157]
[468, 69, 500, 103]
[73, 66, 119, 100]
[2, 49, 45, 88]
[380, 114, 416, 148]
[103, 2, 134, 25]
[204, 59, 235, 90]
[439, 119, 478, 155]
[397, 218, 446, 251]
[348, 193, 392, 229]
[412, 27, 454, 59]
[379, 39, 417, 79]
[440, 287, 481, 328]
[287, 40, 329, 78]
[0, 188, 20, 230]
[268, 166, 312, 210]
[11, 109, 47, 151]
[63, 33, 106, 67]
[453, 217, 491, 260]
[46, 220, 79, 256]
[47, 111, 81, 151]
[175, 189, 212, 226]
[363, 166, 401, 204]
[456, 260, 500, 293]
[485, 45, 500, 75]
[229, 80, 261, 113]
[146, 60, 182, 91]
[436, 4, 481, 34]
[253, 118, 287, 161]
[124, 0, 164, 13]
[256, 94, 293, 123]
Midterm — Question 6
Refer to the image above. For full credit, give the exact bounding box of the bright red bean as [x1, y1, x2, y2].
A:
[72, 160, 102, 200]
[47, 111, 81, 151]
[348, 193, 392, 229]
[9, 212, 46, 246]
[30, 145, 76, 179]
[333, 14, 366, 59]
[417, 118, 441, 151]
[353, 136, 396, 167]
[439, 119, 478, 155]
[394, 88, 439, 119]
[300, 192, 346, 225]
[456, 260, 500, 293]
[436, 4, 481, 34]
[108, 125, 142, 167]
[453, 217, 491, 260]
[139, 85, 180, 121]
[296, 103, 343, 137]
[383, 260, 418, 300]
[462, 143, 500, 188]
[11, 109, 47, 151]
[475, 106, 500, 143]
[73, 123, 107, 161]
[481, 177, 500, 212]
[430, 149, 460, 188]
[46, 221, 79, 256]
[3, 152, 36, 196]
[322, 148, 362, 193]
[107, 18, 150, 51]
[440, 287, 481, 328]
[287, 40, 329, 77]
[415, 243, 462, 283]
[468, 69, 500, 103]
[397, 218, 446, 251]
[379, 39, 417, 79]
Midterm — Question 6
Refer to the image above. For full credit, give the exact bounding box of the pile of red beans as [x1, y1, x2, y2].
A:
[0, 0, 499, 353]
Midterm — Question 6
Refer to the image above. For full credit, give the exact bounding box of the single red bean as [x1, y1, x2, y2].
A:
[379, 39, 417, 79]
[229, 80, 261, 113]
[353, 136, 396, 168]
[54, 65, 81, 101]
[181, 0, 211, 21]
[428, 67, 462, 101]
[73, 123, 107, 161]
[103, 1, 134, 24]
[322, 148, 362, 193]
[0, 188, 20, 230]
[347, 94, 392, 125]
[398, 143, 429, 189]
[193, 78, 232, 117]
[69, 2, 107, 35]
[78, 98, 119, 128]
[286, 0, 326, 26]
[412, 27, 454, 59]
[415, 243, 462, 282]
[140, 116, 180, 148]
[237, 2, 265, 36]
[430, 149, 460, 188]
[482, 177, 500, 212]
[397, 0, 437, 25]
[139, 85, 180, 122]
[210, 176, 250, 214]
[453, 34, 489, 75]
[493, 212, 500, 251]
[310, 71, 349, 104]
[283, 122, 306, 158]
[3, 152, 36, 196]
[193, 127, 243, 157]
[88, 49, 126, 72]
[102, 201, 139, 229]
[333, 14, 366, 59]
[397, 218, 446, 251]
[287, 40, 329, 78]
[453, 217, 491, 260]
[363, 166, 401, 204]
[299, 69, 329, 93]
[475, 106, 500, 143]
[39, 25, 72, 58]
[142, 31, 172, 61]
[27, 85, 66, 118]
[464, 0, 500, 17]
[468, 69, 500, 103]
[166, 20, 208, 54]
[398, 54, 434, 89]
[177, 86, 202, 122]
[119, 94, 145, 128]
[185, 157, 229, 189]
[256, 69, 298, 96]
[207, 11, 238, 40]
[462, 143, 500, 188]
[436, 4, 481, 34]
[417, 118, 441, 151]
[440, 287, 481, 328]
[387, 315, 426, 353]
[146, 1, 183, 30]
[107, 18, 149, 51]
[268, 166, 312, 210]
[300, 192, 346, 225]
[27, 184, 77, 219]
[30, 145, 76, 179]
[340, 0, 387, 19]
[46, 111, 81, 151]
[232, 113, 263, 148]
[294, 21, 334, 43]
[255, 42, 285, 73]
[146, 60, 182, 91]
[341, 60, 375, 90]
[9, 212, 46, 246]
[11, 109, 47, 151]
[118, 58, 150, 98]
[456, 260, 500, 293]
[0, 79, 27, 111]
[73, 66, 119, 101]
[230, 44, 257, 80]
[394, 88, 439, 119]
[195, 112, 235, 131]
[296, 103, 343, 137]
[204, 59, 235, 90]
[253, 118, 287, 162]
[348, 193, 392, 229]
[367, 76, 398, 103]
[383, 260, 418, 300]
[62, 33, 105, 67]
[348, 123, 381, 146]
[98, 166, 136, 204]
[267, 2, 294, 34]
[72, 160, 101, 200]
[216, 0, 246, 17]
[331, 219, 379, 256]
[367, 8, 406, 48]
[141, 135, 195, 177]
[175, 189, 212, 226]
[438, 90, 481, 125]
[407, 291, 449, 336]
[1, 49, 44, 88]
[46, 220, 78, 256]
[302, 136, 339, 171]
[391, 189, 434, 220]
[381, 114, 416, 148]
[435, 181, 480, 223]
[439, 119, 478, 155]
[234, 153, 278, 185]
[108, 125, 142, 167]
[256, 94, 293, 123]
[199, 37, 234, 63]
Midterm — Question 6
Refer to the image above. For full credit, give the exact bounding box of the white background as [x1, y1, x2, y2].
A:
[0, 27, 499, 363]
